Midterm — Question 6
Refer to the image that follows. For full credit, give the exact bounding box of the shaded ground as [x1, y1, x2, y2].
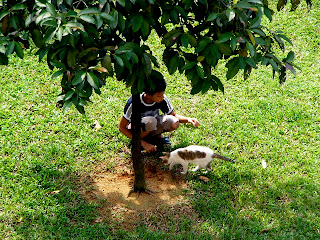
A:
[79, 154, 202, 231]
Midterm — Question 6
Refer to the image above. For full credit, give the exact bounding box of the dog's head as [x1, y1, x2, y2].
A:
[159, 152, 171, 164]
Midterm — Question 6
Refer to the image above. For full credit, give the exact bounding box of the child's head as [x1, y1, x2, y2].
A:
[144, 71, 167, 96]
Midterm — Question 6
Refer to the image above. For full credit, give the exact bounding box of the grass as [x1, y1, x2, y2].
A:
[1, 2, 319, 239]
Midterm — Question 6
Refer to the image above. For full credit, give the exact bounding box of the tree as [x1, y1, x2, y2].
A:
[0, 0, 303, 192]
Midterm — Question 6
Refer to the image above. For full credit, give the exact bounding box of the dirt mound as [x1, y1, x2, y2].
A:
[80, 158, 200, 230]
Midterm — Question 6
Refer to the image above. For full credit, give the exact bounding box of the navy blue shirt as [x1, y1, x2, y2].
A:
[123, 93, 174, 122]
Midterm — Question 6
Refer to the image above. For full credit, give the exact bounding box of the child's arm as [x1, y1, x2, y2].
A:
[118, 116, 132, 139]
[170, 112, 199, 127]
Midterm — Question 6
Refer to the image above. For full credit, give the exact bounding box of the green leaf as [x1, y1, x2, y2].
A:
[50, 59, 66, 69]
[78, 98, 87, 107]
[265, 53, 281, 64]
[217, 32, 232, 43]
[234, 2, 253, 9]
[14, 42, 24, 59]
[181, 34, 189, 48]
[196, 37, 211, 53]
[141, 19, 149, 37]
[161, 11, 170, 25]
[250, 16, 261, 29]
[246, 42, 255, 57]
[78, 47, 99, 58]
[114, 55, 124, 67]
[205, 54, 217, 66]
[100, 12, 115, 21]
[246, 57, 256, 68]
[52, 69, 66, 79]
[132, 15, 143, 32]
[87, 72, 99, 89]
[109, 10, 118, 29]
[207, 12, 218, 21]
[186, 33, 197, 47]
[247, 30, 256, 45]
[10, 3, 26, 11]
[36, 12, 51, 25]
[79, 8, 100, 15]
[210, 44, 221, 59]
[285, 51, 295, 63]
[190, 82, 203, 95]
[197, 56, 205, 62]
[80, 15, 96, 24]
[126, 72, 137, 88]
[5, 42, 15, 56]
[201, 80, 211, 94]
[143, 53, 152, 76]
[118, 12, 125, 31]
[36, 48, 48, 62]
[218, 43, 232, 56]
[65, 22, 85, 31]
[67, 48, 77, 68]
[231, 37, 237, 51]
[63, 100, 73, 112]
[138, 77, 146, 93]
[175, 6, 188, 18]
[277, 34, 293, 45]
[0, 10, 9, 21]
[285, 63, 296, 75]
[196, 65, 205, 79]
[0, 53, 8, 65]
[264, 6, 272, 21]
[101, 54, 113, 74]
[251, 28, 266, 37]
[46, 3, 57, 17]
[64, 90, 74, 101]
[56, 27, 63, 41]
[268, 58, 278, 71]
[226, 9, 235, 22]
[212, 75, 224, 92]
[127, 52, 139, 64]
[76, 104, 85, 114]
[79, 86, 93, 98]
[226, 57, 240, 79]
[181, 62, 197, 71]
[117, 0, 126, 7]
[41, 18, 58, 27]
[168, 54, 179, 75]
[72, 70, 86, 85]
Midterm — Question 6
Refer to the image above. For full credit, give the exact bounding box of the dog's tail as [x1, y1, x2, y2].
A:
[212, 153, 236, 163]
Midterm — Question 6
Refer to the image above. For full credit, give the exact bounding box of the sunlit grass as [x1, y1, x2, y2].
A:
[1, 2, 319, 239]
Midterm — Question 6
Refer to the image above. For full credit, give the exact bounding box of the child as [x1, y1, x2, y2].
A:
[118, 78, 199, 153]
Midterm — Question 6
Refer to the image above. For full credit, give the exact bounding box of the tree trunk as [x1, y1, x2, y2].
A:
[131, 93, 146, 192]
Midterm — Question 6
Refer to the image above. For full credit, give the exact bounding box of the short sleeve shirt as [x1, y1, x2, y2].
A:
[123, 93, 174, 122]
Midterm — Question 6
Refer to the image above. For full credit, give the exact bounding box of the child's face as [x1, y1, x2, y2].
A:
[151, 91, 165, 103]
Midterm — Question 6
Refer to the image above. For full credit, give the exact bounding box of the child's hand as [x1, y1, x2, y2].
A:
[141, 140, 157, 153]
[188, 117, 199, 127]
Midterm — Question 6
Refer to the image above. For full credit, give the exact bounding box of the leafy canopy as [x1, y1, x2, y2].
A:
[0, 0, 298, 113]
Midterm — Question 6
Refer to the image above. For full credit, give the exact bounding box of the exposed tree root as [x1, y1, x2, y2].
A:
[127, 187, 158, 198]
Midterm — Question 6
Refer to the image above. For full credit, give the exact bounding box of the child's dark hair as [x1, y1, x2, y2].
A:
[144, 70, 167, 95]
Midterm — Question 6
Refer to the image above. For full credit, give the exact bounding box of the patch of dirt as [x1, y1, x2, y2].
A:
[79, 157, 201, 231]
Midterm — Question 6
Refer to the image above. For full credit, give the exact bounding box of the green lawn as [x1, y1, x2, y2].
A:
[1, 2, 319, 239]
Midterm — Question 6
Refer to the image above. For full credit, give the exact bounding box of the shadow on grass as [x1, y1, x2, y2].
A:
[10, 153, 210, 239]
[186, 163, 320, 239]
[11, 147, 319, 239]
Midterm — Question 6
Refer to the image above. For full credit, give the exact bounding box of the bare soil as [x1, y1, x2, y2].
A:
[79, 156, 202, 231]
